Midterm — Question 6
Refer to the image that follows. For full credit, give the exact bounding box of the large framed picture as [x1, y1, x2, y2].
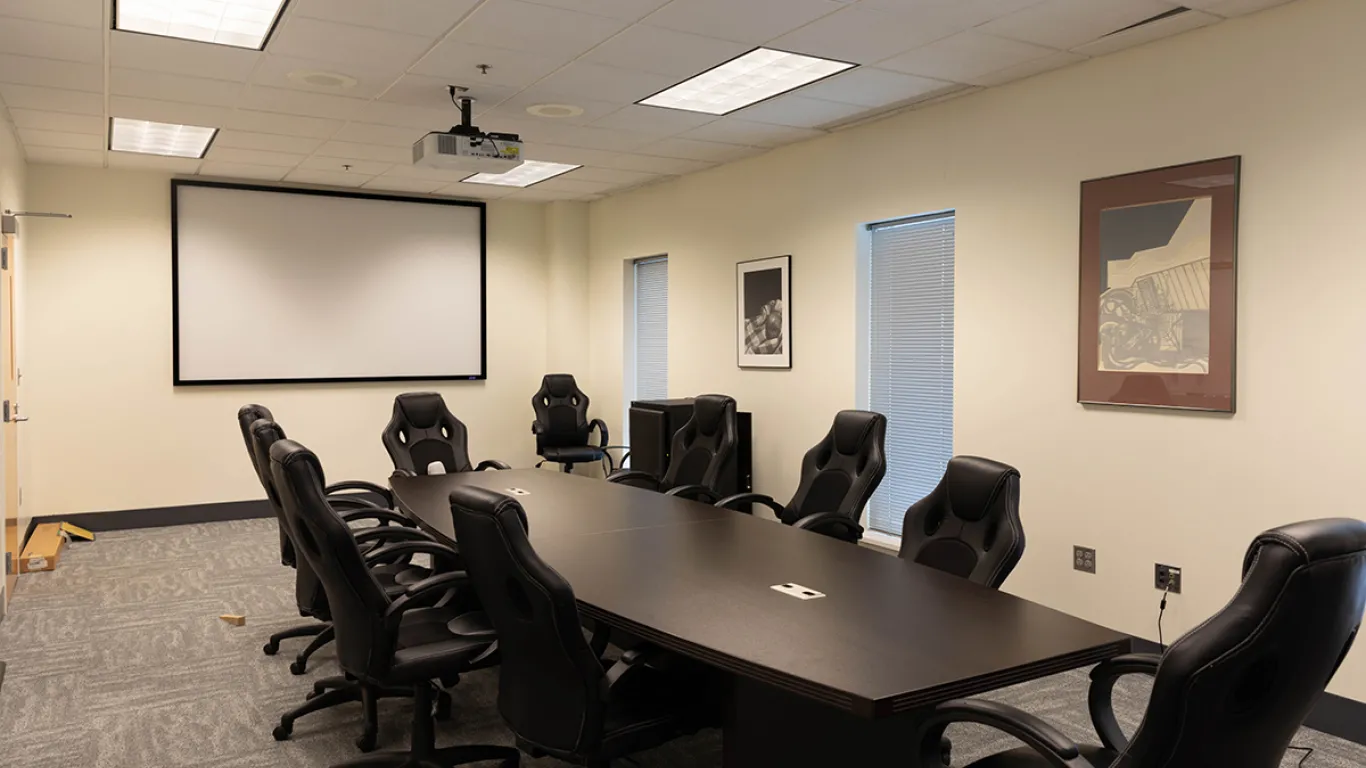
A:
[1078, 156, 1240, 412]
[737, 255, 792, 369]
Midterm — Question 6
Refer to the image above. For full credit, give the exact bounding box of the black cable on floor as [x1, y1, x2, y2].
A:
[1287, 745, 1314, 766]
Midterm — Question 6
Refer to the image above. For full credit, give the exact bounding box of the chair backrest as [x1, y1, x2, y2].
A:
[532, 374, 592, 451]
[897, 456, 1023, 589]
[382, 392, 474, 475]
[249, 419, 329, 618]
[449, 486, 607, 757]
[660, 394, 738, 491]
[270, 438, 396, 681]
[1117, 519, 1366, 768]
[237, 404, 296, 567]
[781, 410, 887, 525]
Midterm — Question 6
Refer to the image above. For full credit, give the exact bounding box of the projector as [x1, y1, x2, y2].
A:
[412, 94, 525, 174]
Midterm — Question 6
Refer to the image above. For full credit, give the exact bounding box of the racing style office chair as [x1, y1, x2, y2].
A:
[607, 394, 737, 502]
[899, 456, 1025, 589]
[715, 410, 886, 542]
[913, 518, 1366, 768]
[531, 374, 612, 474]
[382, 392, 510, 476]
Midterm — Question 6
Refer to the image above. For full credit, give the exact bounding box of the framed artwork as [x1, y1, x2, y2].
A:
[1078, 156, 1241, 412]
[737, 255, 791, 369]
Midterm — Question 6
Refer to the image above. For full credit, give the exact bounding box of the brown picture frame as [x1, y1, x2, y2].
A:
[1078, 157, 1240, 412]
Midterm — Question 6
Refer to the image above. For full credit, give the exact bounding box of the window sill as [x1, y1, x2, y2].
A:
[860, 529, 901, 554]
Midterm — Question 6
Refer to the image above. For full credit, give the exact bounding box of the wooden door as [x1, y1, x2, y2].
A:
[2, 230, 19, 606]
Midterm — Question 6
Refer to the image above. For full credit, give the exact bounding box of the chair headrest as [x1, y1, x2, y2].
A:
[449, 486, 530, 536]
[1244, 518, 1366, 577]
[944, 455, 1020, 522]
[692, 394, 735, 434]
[269, 437, 324, 482]
[831, 410, 886, 454]
[393, 392, 446, 428]
[541, 374, 578, 399]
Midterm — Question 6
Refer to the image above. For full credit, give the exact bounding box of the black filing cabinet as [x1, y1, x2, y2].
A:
[628, 398, 752, 497]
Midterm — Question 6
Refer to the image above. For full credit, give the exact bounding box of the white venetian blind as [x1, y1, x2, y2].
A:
[867, 213, 955, 537]
[634, 256, 669, 401]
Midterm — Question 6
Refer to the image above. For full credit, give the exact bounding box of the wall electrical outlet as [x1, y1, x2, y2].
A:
[1074, 546, 1096, 574]
[1155, 564, 1182, 594]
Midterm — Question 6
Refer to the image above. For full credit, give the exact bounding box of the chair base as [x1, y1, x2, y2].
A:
[291, 624, 336, 674]
[264, 621, 327, 655]
[331, 745, 519, 768]
[275, 681, 423, 752]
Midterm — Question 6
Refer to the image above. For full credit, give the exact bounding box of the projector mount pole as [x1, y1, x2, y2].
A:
[447, 85, 477, 136]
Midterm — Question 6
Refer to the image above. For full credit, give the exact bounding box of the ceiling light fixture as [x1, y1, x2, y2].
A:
[110, 118, 219, 159]
[526, 104, 584, 119]
[114, 0, 292, 51]
[639, 47, 856, 116]
[462, 161, 581, 188]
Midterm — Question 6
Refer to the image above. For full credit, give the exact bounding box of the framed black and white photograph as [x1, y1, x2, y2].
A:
[737, 255, 791, 369]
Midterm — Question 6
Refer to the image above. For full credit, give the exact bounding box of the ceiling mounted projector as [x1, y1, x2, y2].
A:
[413, 93, 524, 174]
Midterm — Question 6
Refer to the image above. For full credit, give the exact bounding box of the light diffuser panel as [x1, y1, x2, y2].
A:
[640, 48, 857, 115]
[115, 0, 290, 50]
[462, 161, 581, 188]
[111, 118, 219, 158]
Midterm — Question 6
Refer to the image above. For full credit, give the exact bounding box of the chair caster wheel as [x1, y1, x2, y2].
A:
[356, 731, 378, 752]
[273, 723, 293, 741]
[435, 691, 453, 721]
[263, 641, 279, 656]
[290, 659, 307, 675]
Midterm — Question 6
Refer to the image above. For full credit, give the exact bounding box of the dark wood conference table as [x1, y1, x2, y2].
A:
[392, 469, 1132, 767]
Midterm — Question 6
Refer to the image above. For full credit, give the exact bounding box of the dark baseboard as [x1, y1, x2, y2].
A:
[0, 660, 6, 692]
[23, 499, 273, 547]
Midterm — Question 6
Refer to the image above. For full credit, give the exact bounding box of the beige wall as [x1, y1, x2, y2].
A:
[586, 0, 1366, 701]
[23, 165, 552, 517]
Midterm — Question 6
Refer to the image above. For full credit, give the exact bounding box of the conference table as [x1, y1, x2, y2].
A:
[392, 469, 1132, 767]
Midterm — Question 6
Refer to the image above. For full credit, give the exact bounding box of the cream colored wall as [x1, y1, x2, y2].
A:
[586, 0, 1366, 701]
[23, 165, 551, 517]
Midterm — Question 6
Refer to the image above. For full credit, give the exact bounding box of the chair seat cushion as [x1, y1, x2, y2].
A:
[388, 606, 495, 684]
[371, 562, 432, 594]
[964, 744, 1115, 768]
[541, 446, 606, 464]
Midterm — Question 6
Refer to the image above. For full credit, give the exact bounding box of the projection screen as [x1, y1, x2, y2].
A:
[172, 180, 485, 385]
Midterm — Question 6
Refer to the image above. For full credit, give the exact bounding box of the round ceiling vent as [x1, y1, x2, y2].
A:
[526, 103, 584, 119]
[287, 71, 359, 90]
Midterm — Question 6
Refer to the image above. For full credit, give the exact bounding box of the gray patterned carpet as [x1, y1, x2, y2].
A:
[0, 518, 1363, 767]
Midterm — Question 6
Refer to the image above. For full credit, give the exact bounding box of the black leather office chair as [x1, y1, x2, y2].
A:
[898, 456, 1024, 589]
[383, 392, 510, 476]
[715, 410, 886, 542]
[607, 394, 737, 501]
[449, 485, 712, 768]
[271, 439, 519, 768]
[531, 374, 611, 474]
[914, 518, 1366, 768]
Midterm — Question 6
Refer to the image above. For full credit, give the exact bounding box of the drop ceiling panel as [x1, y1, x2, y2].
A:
[567, 166, 664, 185]
[362, 176, 447, 194]
[590, 105, 719, 137]
[107, 153, 203, 173]
[0, 55, 103, 93]
[0, 83, 103, 115]
[270, 17, 436, 71]
[770, 7, 966, 65]
[315, 142, 413, 163]
[285, 168, 377, 188]
[331, 122, 427, 147]
[239, 86, 368, 120]
[439, 182, 516, 199]
[732, 95, 869, 128]
[298, 157, 392, 176]
[198, 161, 290, 181]
[516, 143, 622, 167]
[411, 41, 574, 89]
[17, 129, 103, 151]
[530, 177, 619, 194]
[380, 74, 518, 112]
[797, 67, 953, 107]
[637, 136, 758, 162]
[600, 153, 714, 175]
[213, 130, 325, 154]
[205, 147, 311, 167]
[249, 55, 396, 100]
[860, 0, 1049, 29]
[291, 0, 482, 36]
[678, 118, 824, 147]
[109, 69, 245, 107]
[382, 164, 483, 183]
[878, 30, 1057, 82]
[504, 187, 586, 201]
[552, 125, 658, 152]
[448, 1, 631, 58]
[108, 96, 233, 128]
[645, 0, 846, 44]
[24, 146, 104, 166]
[223, 110, 345, 138]
[0, 17, 102, 64]
[0, 0, 103, 28]
[979, 0, 1184, 50]
[532, 62, 675, 104]
[971, 50, 1087, 87]
[1184, 0, 1295, 15]
[1071, 9, 1220, 55]
[516, 0, 674, 22]
[485, 93, 624, 128]
[582, 25, 751, 78]
[353, 100, 470, 130]
[7, 108, 104, 135]
[110, 31, 262, 82]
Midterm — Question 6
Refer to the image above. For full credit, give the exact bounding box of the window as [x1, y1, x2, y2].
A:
[632, 256, 669, 402]
[862, 212, 955, 538]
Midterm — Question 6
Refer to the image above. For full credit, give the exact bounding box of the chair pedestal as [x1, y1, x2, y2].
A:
[331, 683, 520, 768]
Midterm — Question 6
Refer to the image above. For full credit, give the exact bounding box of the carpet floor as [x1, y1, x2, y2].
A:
[1, 518, 1363, 767]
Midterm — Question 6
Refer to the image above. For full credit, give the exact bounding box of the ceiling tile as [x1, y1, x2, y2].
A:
[382, 164, 481, 183]
[298, 157, 391, 176]
[1182, 0, 1294, 16]
[505, 187, 592, 202]
[0, 0, 103, 28]
[970, 50, 1087, 87]
[600, 153, 712, 175]
[380, 74, 518, 112]
[529, 177, 618, 194]
[285, 169, 377, 188]
[796, 67, 953, 107]
[438, 182, 516, 200]
[111, 30, 261, 82]
[108, 96, 233, 129]
[7, 108, 104, 135]
[222, 110, 344, 138]
[0, 55, 103, 92]
[239, 86, 369, 120]
[768, 6, 962, 65]
[860, 0, 1046, 28]
[644, 0, 846, 44]
[291, 0, 481, 35]
[315, 142, 413, 163]
[878, 31, 1058, 82]
[567, 166, 664, 185]
[411, 41, 573, 89]
[1070, 9, 1220, 56]
[582, 25, 750, 78]
[517, 0, 672, 21]
[448, 1, 630, 58]
[637, 136, 760, 162]
[979, 0, 1183, 50]
[24, 146, 103, 166]
[354, 100, 469, 130]
[517, 143, 621, 167]
[484, 93, 625, 129]
[678, 118, 824, 147]
[107, 153, 203, 173]
[590, 105, 718, 137]
[110, 69, 245, 107]
[362, 176, 447, 194]
[213, 131, 324, 154]
[198, 161, 290, 181]
[271, 17, 436, 71]
[0, 83, 103, 115]
[18, 129, 103, 151]
[249, 54, 397, 100]
[732, 95, 870, 128]
[533, 62, 675, 104]
[205, 147, 310, 167]
[552, 125, 658, 152]
[331, 123, 426, 147]
[0, 17, 102, 64]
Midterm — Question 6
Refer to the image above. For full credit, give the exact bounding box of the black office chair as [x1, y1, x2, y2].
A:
[899, 456, 1024, 589]
[270, 439, 520, 768]
[383, 392, 511, 476]
[914, 518, 1366, 768]
[715, 410, 886, 542]
[531, 374, 611, 474]
[449, 485, 712, 768]
[607, 394, 737, 501]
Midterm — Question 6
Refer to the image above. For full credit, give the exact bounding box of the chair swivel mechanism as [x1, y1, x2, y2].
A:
[383, 392, 510, 477]
[607, 394, 738, 502]
[531, 374, 612, 474]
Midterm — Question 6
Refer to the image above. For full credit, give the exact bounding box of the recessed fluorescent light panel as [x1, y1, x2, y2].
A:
[640, 48, 856, 115]
[462, 161, 582, 188]
[110, 118, 219, 158]
[114, 0, 291, 50]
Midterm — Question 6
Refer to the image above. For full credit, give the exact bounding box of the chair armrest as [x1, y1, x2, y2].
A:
[915, 699, 1090, 768]
[324, 480, 394, 506]
[391, 469, 417, 478]
[532, 421, 545, 435]
[589, 419, 610, 449]
[715, 493, 784, 517]
[664, 485, 722, 503]
[384, 572, 472, 624]
[791, 512, 864, 542]
[328, 496, 381, 510]
[475, 459, 511, 471]
[364, 540, 461, 571]
[353, 526, 433, 547]
[339, 508, 414, 529]
[1089, 653, 1161, 753]
[603, 648, 647, 695]
[606, 469, 659, 490]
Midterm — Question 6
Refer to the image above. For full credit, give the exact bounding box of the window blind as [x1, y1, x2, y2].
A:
[867, 213, 955, 537]
[634, 256, 669, 401]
